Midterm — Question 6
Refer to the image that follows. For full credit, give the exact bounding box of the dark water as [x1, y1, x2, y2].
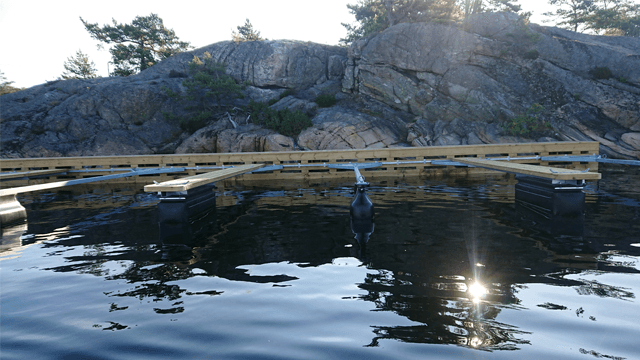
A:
[2, 166, 639, 360]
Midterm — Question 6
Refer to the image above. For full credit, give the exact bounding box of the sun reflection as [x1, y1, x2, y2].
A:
[468, 282, 487, 303]
[469, 336, 484, 348]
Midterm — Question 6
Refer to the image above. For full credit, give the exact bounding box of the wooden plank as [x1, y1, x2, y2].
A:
[456, 158, 601, 180]
[0, 169, 67, 180]
[0, 168, 188, 196]
[144, 164, 265, 192]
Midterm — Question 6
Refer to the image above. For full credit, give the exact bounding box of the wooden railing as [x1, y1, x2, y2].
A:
[0, 141, 600, 186]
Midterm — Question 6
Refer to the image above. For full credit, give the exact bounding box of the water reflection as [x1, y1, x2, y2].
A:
[4, 170, 639, 356]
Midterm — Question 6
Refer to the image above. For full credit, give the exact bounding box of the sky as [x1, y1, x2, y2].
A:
[0, 0, 553, 89]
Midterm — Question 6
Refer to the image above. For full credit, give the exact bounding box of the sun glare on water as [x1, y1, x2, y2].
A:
[468, 282, 487, 303]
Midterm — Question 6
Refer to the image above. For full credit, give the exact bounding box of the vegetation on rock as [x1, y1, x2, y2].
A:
[247, 100, 312, 137]
[544, 0, 639, 35]
[590, 66, 613, 79]
[81, 13, 192, 76]
[161, 52, 311, 137]
[340, 0, 525, 45]
[588, 0, 640, 36]
[162, 52, 244, 133]
[184, 52, 245, 111]
[502, 104, 552, 136]
[61, 50, 98, 80]
[232, 19, 265, 42]
[340, 0, 636, 46]
[461, 0, 525, 18]
[315, 93, 337, 108]
[0, 71, 24, 96]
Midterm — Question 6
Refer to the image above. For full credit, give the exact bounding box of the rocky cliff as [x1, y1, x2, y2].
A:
[2, 13, 639, 159]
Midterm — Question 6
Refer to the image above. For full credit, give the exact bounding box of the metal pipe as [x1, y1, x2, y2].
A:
[353, 167, 367, 185]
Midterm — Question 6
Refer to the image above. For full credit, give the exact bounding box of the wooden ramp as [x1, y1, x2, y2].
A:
[0, 169, 67, 180]
[144, 164, 265, 193]
[456, 158, 601, 181]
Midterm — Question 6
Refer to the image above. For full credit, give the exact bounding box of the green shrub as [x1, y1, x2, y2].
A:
[502, 103, 549, 136]
[590, 66, 612, 80]
[180, 111, 211, 133]
[183, 54, 244, 108]
[279, 89, 294, 99]
[161, 86, 180, 98]
[523, 49, 539, 60]
[315, 93, 337, 108]
[161, 54, 245, 134]
[248, 100, 312, 137]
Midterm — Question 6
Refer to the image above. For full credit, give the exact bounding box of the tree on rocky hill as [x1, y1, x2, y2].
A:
[340, 0, 458, 45]
[81, 13, 192, 77]
[544, 0, 639, 35]
[543, 0, 597, 32]
[61, 50, 99, 80]
[587, 0, 640, 36]
[461, 0, 524, 18]
[0, 71, 24, 96]
[231, 19, 265, 42]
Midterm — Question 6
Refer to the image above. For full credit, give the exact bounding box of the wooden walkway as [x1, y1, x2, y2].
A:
[144, 164, 265, 193]
[456, 158, 601, 181]
[0, 141, 600, 186]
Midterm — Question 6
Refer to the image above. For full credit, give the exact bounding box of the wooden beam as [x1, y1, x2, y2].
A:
[144, 164, 265, 193]
[0, 169, 67, 180]
[456, 158, 601, 180]
[0, 168, 187, 196]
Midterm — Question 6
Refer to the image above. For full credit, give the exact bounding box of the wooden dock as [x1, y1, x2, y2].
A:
[0, 141, 604, 227]
[1, 141, 600, 187]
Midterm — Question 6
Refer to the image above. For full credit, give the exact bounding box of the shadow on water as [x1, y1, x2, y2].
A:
[3, 167, 639, 354]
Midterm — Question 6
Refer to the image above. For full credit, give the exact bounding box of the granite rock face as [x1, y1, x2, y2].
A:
[2, 14, 640, 159]
[298, 107, 406, 150]
[342, 12, 640, 159]
[0, 40, 347, 158]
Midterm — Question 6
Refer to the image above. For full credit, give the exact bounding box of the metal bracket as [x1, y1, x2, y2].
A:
[328, 162, 382, 185]
[251, 165, 284, 173]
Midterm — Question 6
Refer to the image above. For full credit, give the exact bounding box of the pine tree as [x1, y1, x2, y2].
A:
[460, 0, 525, 19]
[587, 0, 640, 36]
[1, 71, 24, 96]
[231, 19, 265, 42]
[81, 13, 192, 77]
[543, 0, 596, 32]
[61, 50, 98, 80]
[340, 0, 458, 45]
